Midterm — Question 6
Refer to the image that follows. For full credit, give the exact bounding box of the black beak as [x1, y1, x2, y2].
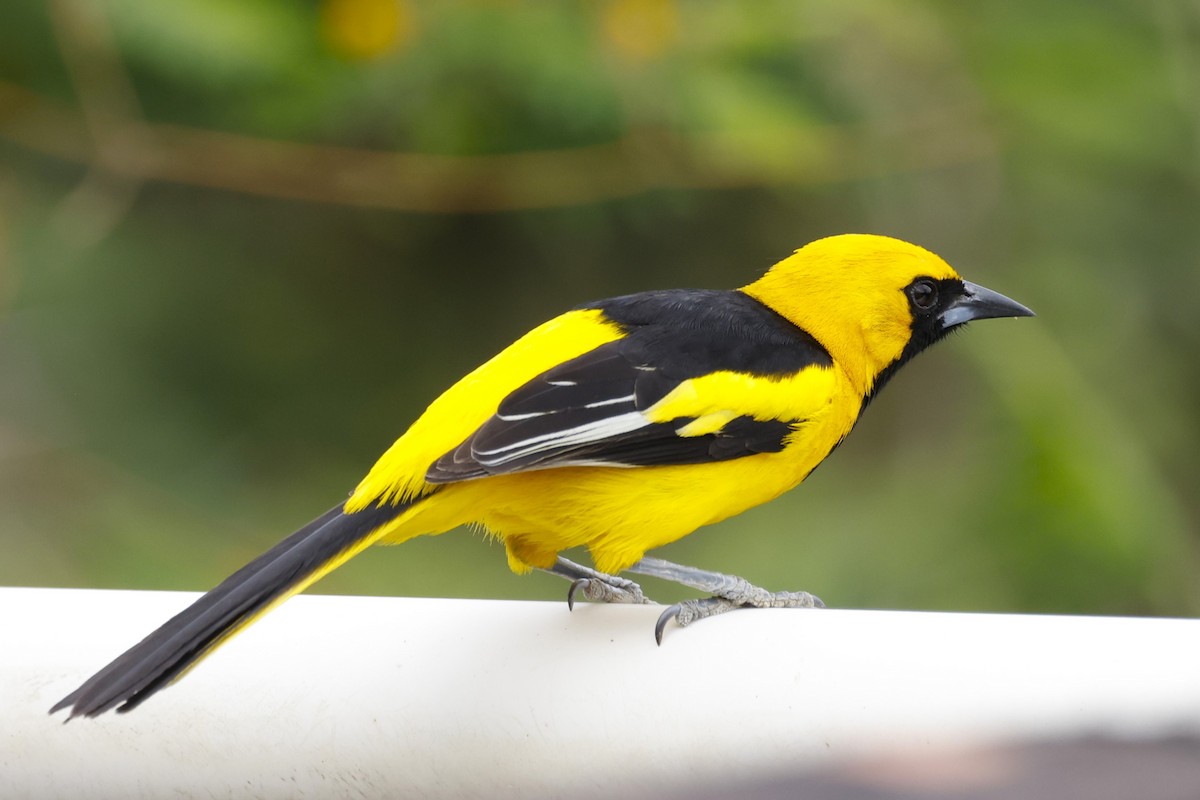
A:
[940, 281, 1035, 329]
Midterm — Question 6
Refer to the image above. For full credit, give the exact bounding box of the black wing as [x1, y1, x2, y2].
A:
[426, 289, 832, 483]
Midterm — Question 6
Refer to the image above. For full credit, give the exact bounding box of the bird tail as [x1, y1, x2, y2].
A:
[50, 499, 411, 719]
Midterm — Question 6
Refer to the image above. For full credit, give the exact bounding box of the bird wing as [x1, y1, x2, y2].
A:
[426, 289, 836, 482]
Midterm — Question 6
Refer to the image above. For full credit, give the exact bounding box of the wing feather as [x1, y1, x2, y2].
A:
[426, 288, 832, 483]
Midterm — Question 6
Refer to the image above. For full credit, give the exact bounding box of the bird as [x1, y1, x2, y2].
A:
[51, 233, 1033, 718]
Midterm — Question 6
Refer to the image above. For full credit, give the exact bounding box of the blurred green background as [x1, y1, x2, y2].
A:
[1, 0, 1197, 615]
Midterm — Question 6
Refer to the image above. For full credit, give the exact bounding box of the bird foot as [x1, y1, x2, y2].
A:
[547, 557, 653, 608]
[549, 556, 823, 643]
[567, 574, 651, 608]
[653, 586, 824, 644]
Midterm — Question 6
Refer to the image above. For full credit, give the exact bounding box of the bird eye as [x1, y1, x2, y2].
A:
[908, 279, 938, 312]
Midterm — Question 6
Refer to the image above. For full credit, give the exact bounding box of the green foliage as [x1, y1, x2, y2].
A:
[0, 0, 1196, 615]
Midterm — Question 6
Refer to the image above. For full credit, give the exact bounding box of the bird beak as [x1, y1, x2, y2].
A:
[940, 281, 1035, 329]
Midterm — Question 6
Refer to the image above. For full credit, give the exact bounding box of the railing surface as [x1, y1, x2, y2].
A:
[5, 587, 1200, 798]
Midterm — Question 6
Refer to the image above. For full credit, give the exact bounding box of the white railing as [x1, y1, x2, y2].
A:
[5, 586, 1200, 798]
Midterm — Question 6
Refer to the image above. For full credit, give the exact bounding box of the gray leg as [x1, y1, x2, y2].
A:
[543, 556, 653, 607]
[627, 556, 824, 643]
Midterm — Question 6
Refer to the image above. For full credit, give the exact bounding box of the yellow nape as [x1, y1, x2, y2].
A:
[742, 234, 960, 397]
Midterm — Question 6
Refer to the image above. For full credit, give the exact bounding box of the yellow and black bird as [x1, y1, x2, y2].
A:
[52, 234, 1033, 718]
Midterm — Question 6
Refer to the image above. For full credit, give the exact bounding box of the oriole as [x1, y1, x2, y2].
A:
[53, 233, 1033, 718]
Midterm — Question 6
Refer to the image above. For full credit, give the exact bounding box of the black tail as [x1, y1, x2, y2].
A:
[51, 500, 407, 718]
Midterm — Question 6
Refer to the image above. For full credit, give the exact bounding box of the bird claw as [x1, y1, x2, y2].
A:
[654, 597, 736, 644]
[654, 604, 682, 645]
[566, 578, 588, 611]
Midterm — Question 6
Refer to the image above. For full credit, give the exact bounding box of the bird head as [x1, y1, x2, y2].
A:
[742, 234, 1034, 397]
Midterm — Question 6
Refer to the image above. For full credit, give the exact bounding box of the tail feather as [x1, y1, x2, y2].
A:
[51, 500, 408, 719]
